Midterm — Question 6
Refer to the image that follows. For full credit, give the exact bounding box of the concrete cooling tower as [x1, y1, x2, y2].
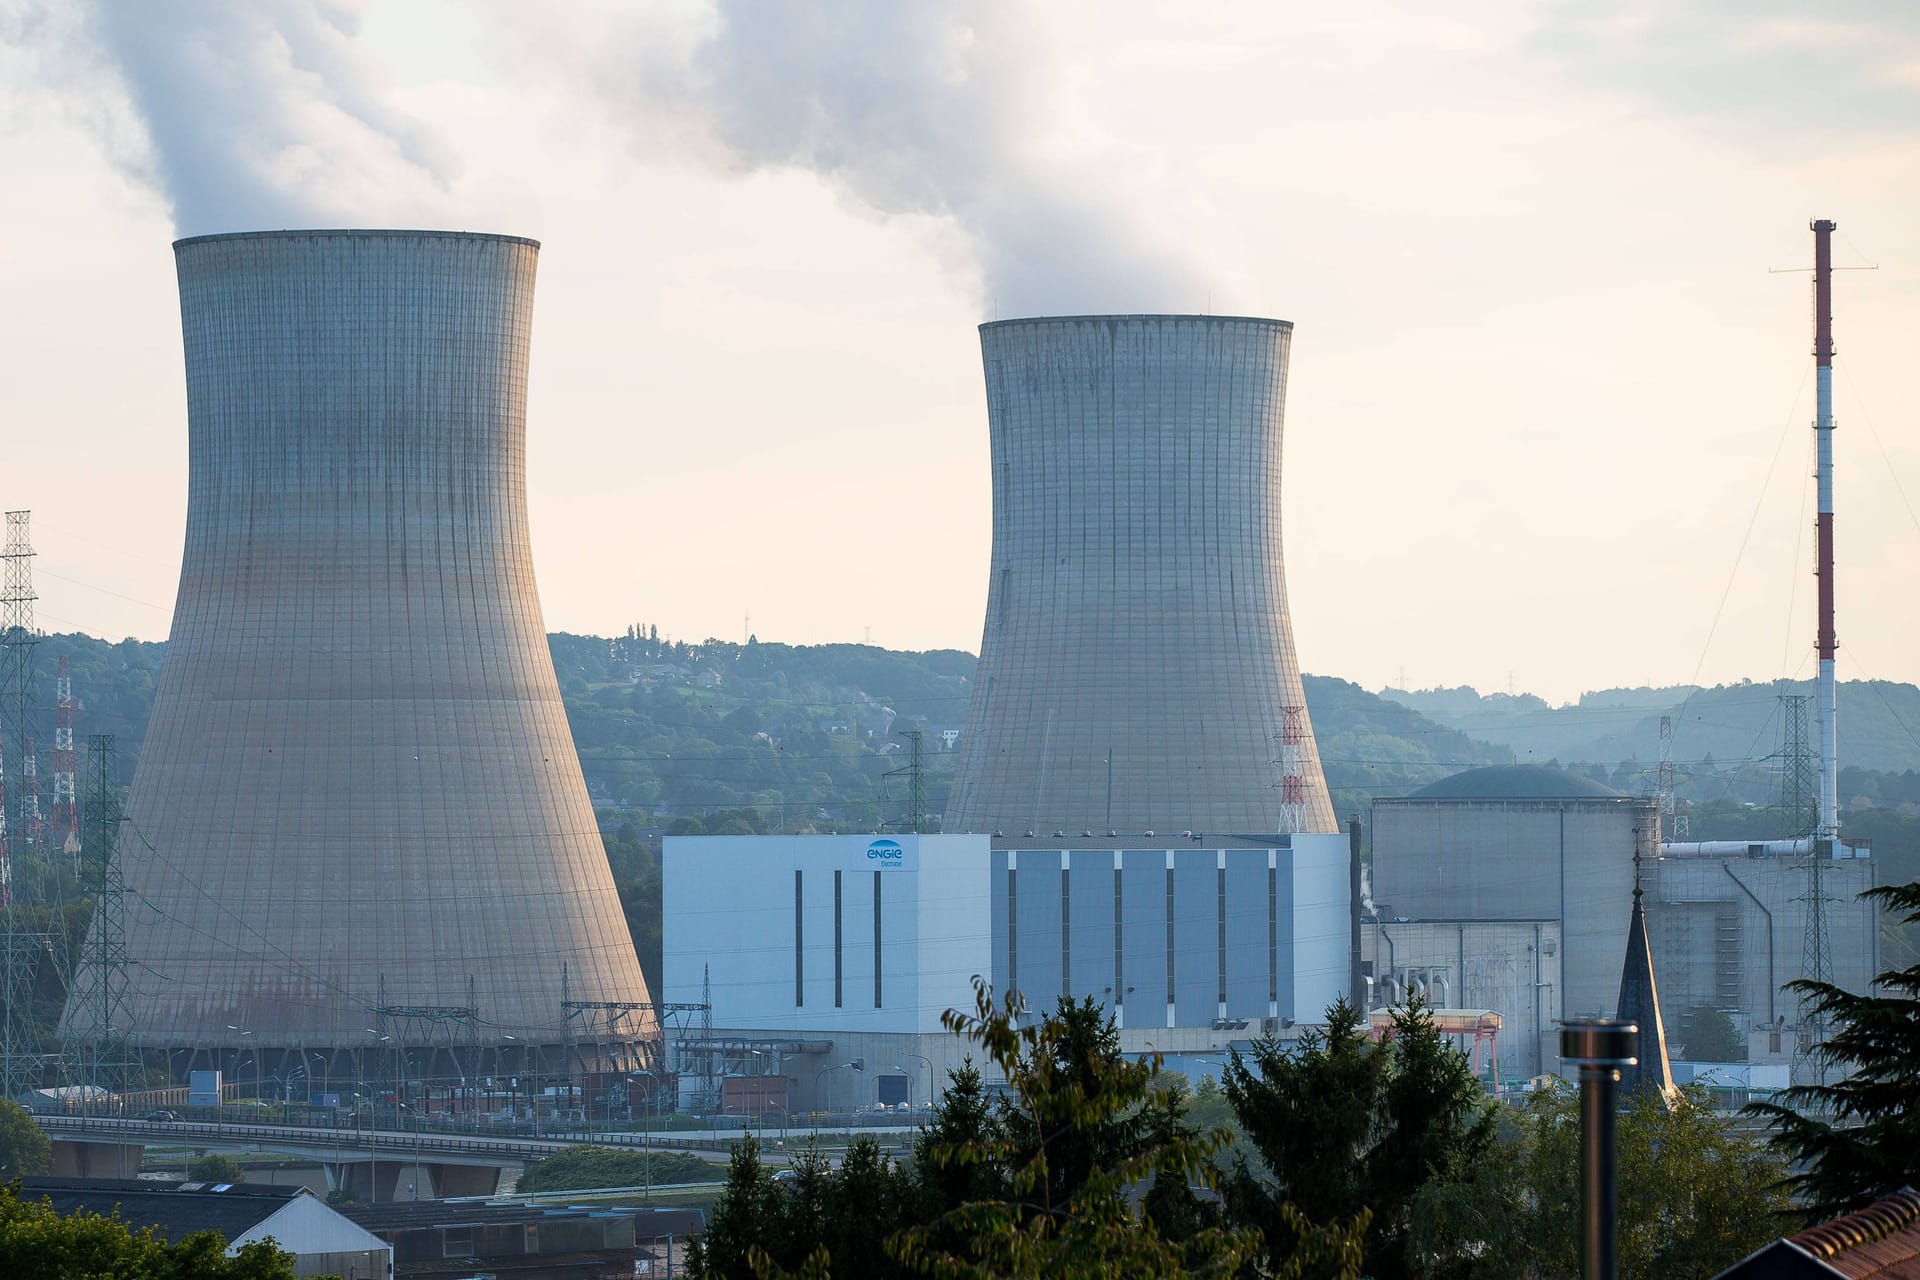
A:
[944, 315, 1337, 837]
[62, 230, 652, 1067]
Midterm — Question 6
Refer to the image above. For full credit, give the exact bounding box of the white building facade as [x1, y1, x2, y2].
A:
[664, 833, 1349, 1112]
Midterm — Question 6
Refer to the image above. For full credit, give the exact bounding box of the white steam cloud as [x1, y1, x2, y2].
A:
[8, 0, 456, 237]
[588, 0, 1253, 316]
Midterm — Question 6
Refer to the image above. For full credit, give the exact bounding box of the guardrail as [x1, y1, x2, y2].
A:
[35, 1113, 924, 1160]
[35, 1115, 575, 1162]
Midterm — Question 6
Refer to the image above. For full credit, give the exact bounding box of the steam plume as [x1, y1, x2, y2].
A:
[14, 0, 456, 237]
[593, 0, 1252, 316]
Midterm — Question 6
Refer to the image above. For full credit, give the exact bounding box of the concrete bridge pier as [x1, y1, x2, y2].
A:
[323, 1158, 403, 1204]
[322, 1158, 506, 1202]
[52, 1140, 145, 1179]
[429, 1164, 504, 1198]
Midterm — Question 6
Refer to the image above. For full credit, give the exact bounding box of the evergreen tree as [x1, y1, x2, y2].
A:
[1223, 993, 1496, 1280]
[996, 996, 1140, 1211]
[1747, 879, 1920, 1216]
[888, 979, 1330, 1280]
[685, 1136, 782, 1279]
[910, 1057, 1006, 1215]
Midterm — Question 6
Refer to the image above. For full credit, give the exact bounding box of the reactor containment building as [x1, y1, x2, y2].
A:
[61, 230, 653, 1074]
[945, 315, 1337, 837]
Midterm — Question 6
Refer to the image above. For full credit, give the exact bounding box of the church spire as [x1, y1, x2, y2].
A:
[1617, 831, 1678, 1106]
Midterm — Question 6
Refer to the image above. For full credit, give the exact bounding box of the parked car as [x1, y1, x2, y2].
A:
[144, 1110, 178, 1122]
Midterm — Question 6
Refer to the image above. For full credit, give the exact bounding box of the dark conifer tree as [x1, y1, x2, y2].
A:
[1747, 880, 1920, 1216]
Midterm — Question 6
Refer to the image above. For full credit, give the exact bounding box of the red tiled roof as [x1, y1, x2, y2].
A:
[1791, 1189, 1920, 1278]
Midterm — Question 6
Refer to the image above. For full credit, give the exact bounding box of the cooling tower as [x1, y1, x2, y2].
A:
[62, 230, 652, 1060]
[944, 315, 1337, 837]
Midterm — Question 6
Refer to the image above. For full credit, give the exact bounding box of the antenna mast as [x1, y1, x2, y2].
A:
[1811, 219, 1839, 847]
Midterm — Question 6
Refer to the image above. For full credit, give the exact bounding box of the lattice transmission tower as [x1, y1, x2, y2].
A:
[1273, 706, 1309, 834]
[1778, 693, 1836, 1085]
[0, 511, 50, 1098]
[69, 735, 139, 1108]
[1657, 714, 1689, 839]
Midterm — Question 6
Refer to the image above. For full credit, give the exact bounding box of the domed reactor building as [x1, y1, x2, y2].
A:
[945, 315, 1338, 838]
[62, 231, 654, 1104]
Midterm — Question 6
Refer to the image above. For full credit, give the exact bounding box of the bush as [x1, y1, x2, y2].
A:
[187, 1154, 247, 1184]
[518, 1146, 713, 1192]
[0, 1098, 51, 1177]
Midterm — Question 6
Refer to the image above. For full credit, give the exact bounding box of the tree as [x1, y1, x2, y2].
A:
[1512, 1083, 1794, 1280]
[0, 1182, 300, 1279]
[685, 1135, 783, 1279]
[186, 1154, 247, 1184]
[889, 980, 1320, 1280]
[1222, 994, 1495, 1280]
[1678, 1005, 1744, 1062]
[909, 1058, 1004, 1216]
[1747, 879, 1920, 1216]
[0, 1098, 51, 1177]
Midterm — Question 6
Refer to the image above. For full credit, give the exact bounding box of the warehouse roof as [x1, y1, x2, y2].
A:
[20, 1177, 303, 1244]
[1407, 765, 1623, 800]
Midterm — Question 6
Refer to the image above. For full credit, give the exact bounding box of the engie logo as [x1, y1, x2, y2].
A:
[865, 838, 906, 868]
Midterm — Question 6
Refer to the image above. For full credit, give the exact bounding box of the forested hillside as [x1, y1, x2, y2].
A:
[19, 629, 1920, 999]
[1386, 679, 1920, 777]
[24, 630, 1506, 828]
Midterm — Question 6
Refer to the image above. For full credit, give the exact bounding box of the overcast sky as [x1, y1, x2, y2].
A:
[1, 1, 1916, 707]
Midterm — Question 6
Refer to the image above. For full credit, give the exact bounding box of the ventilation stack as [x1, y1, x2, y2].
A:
[60, 231, 653, 1070]
[945, 315, 1337, 837]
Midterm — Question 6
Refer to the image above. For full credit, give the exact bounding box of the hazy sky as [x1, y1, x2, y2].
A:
[1, 1, 1916, 707]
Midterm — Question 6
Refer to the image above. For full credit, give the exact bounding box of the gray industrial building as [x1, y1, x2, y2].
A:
[1370, 764, 1880, 1081]
[62, 231, 652, 1074]
[1646, 844, 1876, 1062]
[944, 315, 1338, 837]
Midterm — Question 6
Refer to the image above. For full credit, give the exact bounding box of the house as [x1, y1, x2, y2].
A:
[21, 1177, 392, 1279]
[1714, 1188, 1920, 1278]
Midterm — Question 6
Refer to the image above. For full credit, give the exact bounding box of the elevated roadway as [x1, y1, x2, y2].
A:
[34, 1114, 916, 1199]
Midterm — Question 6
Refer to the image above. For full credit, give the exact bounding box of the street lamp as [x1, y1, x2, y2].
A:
[226, 1025, 259, 1114]
[350, 1081, 379, 1203]
[364, 1029, 394, 1126]
[897, 1054, 934, 1113]
[812, 1060, 864, 1140]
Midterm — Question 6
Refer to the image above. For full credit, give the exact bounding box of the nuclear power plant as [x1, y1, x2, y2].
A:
[945, 315, 1337, 837]
[59, 231, 653, 1084]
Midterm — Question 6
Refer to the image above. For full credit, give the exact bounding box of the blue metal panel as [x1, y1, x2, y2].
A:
[1173, 850, 1217, 1026]
[1067, 853, 1115, 1006]
[1120, 852, 1167, 1021]
[842, 868, 875, 1013]
[991, 849, 1010, 1003]
[1016, 852, 1064, 1013]
[1224, 852, 1269, 1019]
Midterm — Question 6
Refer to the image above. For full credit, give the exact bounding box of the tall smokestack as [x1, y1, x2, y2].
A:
[62, 230, 652, 1059]
[1811, 219, 1839, 846]
[945, 315, 1336, 837]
